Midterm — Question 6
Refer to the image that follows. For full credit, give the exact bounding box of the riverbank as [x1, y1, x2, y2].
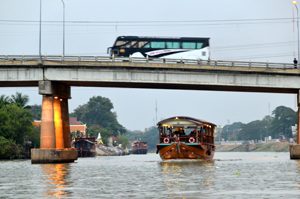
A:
[216, 142, 290, 152]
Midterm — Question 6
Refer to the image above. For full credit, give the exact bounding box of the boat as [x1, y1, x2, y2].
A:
[131, 141, 148, 154]
[74, 138, 97, 157]
[156, 116, 216, 160]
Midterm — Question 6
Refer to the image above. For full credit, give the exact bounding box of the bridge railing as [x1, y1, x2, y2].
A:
[0, 55, 297, 70]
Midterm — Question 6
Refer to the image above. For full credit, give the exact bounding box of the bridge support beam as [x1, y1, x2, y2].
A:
[31, 81, 77, 164]
[290, 90, 300, 159]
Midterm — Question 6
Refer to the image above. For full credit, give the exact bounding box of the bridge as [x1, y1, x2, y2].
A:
[1, 54, 300, 162]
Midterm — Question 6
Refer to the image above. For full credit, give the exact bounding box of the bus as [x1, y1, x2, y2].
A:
[107, 36, 210, 60]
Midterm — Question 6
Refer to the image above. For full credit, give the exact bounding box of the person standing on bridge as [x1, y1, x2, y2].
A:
[294, 58, 298, 68]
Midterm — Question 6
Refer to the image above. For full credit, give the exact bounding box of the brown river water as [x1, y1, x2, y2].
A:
[0, 152, 299, 199]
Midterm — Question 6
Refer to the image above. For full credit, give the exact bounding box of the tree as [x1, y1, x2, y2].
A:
[270, 106, 297, 139]
[239, 120, 263, 141]
[221, 122, 243, 141]
[125, 126, 159, 151]
[10, 92, 31, 109]
[0, 136, 21, 159]
[31, 104, 42, 120]
[0, 95, 10, 109]
[72, 96, 126, 136]
[0, 103, 33, 145]
[117, 135, 129, 149]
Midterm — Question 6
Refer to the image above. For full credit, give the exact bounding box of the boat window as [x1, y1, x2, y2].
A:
[182, 42, 196, 49]
[87, 143, 91, 149]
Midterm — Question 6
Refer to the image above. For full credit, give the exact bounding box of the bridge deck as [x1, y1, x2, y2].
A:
[0, 55, 298, 74]
[0, 55, 300, 94]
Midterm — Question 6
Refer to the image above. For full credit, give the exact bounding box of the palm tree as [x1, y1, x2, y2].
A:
[10, 92, 31, 109]
[0, 95, 11, 108]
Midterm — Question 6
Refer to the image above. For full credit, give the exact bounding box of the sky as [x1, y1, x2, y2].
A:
[0, 0, 298, 131]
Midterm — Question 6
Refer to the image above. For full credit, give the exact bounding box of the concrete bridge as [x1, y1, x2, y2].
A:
[1, 54, 300, 162]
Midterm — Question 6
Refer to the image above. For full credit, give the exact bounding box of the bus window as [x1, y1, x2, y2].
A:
[131, 41, 138, 48]
[115, 41, 128, 46]
[182, 42, 196, 49]
[144, 43, 151, 48]
[151, 41, 165, 48]
[166, 42, 180, 49]
[197, 43, 203, 49]
[138, 41, 149, 48]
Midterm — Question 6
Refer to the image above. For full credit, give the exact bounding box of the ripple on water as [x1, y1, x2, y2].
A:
[0, 152, 300, 198]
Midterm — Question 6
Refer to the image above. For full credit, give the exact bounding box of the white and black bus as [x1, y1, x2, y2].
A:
[107, 36, 210, 60]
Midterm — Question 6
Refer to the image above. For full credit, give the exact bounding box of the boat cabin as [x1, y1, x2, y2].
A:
[158, 116, 215, 145]
[74, 138, 97, 157]
[156, 116, 216, 160]
[132, 141, 148, 154]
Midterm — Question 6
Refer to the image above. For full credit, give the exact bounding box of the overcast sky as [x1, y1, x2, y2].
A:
[0, 0, 298, 131]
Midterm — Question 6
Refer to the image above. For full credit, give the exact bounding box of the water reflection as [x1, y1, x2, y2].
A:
[41, 163, 72, 198]
[159, 160, 215, 197]
[295, 160, 300, 190]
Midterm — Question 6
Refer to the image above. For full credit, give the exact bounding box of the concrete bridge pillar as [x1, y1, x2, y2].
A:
[31, 81, 78, 164]
[290, 90, 300, 159]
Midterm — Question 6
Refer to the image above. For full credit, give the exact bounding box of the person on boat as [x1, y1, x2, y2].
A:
[172, 132, 177, 138]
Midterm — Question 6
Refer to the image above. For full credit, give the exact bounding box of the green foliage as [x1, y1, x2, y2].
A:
[0, 93, 38, 158]
[117, 135, 129, 149]
[71, 96, 126, 137]
[98, 128, 113, 146]
[220, 122, 243, 141]
[270, 106, 297, 139]
[219, 106, 296, 141]
[10, 92, 31, 109]
[0, 103, 33, 145]
[31, 104, 42, 120]
[126, 126, 159, 151]
[31, 125, 41, 148]
[0, 136, 21, 159]
[0, 95, 10, 109]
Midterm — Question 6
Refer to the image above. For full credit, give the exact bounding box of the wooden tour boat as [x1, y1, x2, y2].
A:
[156, 116, 216, 160]
[132, 141, 148, 154]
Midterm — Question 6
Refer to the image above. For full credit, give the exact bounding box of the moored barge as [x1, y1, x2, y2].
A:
[156, 116, 216, 160]
[74, 138, 97, 157]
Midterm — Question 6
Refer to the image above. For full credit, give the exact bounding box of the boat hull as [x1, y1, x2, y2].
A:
[157, 142, 214, 160]
[78, 149, 96, 158]
[132, 148, 148, 154]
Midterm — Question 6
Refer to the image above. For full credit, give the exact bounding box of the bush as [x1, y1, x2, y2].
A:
[0, 137, 21, 159]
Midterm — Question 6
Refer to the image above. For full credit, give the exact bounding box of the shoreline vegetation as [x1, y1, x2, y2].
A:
[215, 142, 290, 152]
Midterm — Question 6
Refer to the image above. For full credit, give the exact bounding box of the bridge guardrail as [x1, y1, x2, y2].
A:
[0, 55, 298, 72]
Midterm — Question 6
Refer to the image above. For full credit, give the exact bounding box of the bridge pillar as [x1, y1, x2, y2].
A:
[290, 90, 300, 159]
[31, 81, 78, 164]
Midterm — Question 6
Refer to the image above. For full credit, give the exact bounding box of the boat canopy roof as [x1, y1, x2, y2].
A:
[157, 116, 216, 128]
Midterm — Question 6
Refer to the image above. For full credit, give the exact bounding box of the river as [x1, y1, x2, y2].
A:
[0, 152, 299, 198]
